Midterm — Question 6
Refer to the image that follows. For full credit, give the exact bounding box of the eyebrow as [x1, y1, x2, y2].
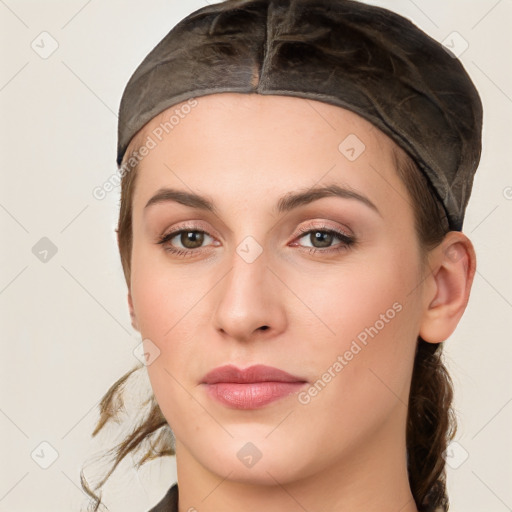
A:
[144, 183, 381, 217]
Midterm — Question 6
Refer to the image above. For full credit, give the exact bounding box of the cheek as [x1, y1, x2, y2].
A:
[130, 238, 201, 339]
[290, 243, 422, 423]
[129, 243, 216, 420]
[288, 241, 421, 348]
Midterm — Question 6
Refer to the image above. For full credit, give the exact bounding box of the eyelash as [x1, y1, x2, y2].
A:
[156, 223, 356, 258]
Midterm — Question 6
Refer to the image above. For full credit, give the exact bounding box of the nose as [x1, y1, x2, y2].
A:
[212, 249, 287, 343]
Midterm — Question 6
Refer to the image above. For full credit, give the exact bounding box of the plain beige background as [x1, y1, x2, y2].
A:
[1, 0, 511, 511]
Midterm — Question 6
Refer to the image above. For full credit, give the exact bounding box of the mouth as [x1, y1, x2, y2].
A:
[200, 364, 308, 409]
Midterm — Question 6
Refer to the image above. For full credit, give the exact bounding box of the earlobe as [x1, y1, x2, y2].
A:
[419, 232, 476, 344]
[128, 291, 139, 332]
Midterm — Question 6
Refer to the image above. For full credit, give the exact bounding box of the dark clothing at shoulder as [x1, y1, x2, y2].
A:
[147, 483, 179, 512]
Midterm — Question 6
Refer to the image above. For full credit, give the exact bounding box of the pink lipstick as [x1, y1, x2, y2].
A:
[201, 364, 307, 409]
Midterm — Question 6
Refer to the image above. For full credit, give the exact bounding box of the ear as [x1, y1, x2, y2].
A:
[127, 290, 139, 332]
[419, 231, 476, 344]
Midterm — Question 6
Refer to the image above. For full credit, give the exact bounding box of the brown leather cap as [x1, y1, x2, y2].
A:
[117, 0, 483, 230]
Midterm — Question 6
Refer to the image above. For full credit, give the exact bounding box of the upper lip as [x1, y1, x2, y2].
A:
[201, 364, 307, 384]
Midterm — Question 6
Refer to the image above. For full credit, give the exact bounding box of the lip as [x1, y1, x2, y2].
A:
[201, 364, 308, 409]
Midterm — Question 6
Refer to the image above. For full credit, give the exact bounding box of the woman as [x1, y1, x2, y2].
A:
[81, 0, 482, 511]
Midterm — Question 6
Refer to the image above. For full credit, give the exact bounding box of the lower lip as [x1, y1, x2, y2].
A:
[203, 382, 307, 409]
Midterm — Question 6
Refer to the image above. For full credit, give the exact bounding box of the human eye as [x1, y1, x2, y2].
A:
[156, 221, 356, 259]
[290, 223, 356, 256]
[156, 222, 218, 258]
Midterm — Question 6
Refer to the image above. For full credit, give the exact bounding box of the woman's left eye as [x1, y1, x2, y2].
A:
[292, 226, 355, 255]
[156, 225, 355, 257]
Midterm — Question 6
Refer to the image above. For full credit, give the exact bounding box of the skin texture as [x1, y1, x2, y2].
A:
[126, 93, 475, 512]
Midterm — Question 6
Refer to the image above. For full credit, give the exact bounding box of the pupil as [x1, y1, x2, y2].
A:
[313, 231, 331, 248]
[182, 231, 204, 248]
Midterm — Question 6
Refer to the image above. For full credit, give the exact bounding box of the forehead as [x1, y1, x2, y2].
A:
[128, 92, 393, 157]
[127, 93, 408, 219]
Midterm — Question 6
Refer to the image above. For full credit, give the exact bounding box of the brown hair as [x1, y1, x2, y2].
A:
[80, 137, 455, 512]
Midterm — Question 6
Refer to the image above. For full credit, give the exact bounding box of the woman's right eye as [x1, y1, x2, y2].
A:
[157, 228, 216, 257]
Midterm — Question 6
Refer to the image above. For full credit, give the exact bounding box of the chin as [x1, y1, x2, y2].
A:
[206, 452, 302, 486]
[185, 433, 311, 485]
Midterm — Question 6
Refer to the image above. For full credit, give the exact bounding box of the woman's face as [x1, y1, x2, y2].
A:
[128, 93, 428, 485]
